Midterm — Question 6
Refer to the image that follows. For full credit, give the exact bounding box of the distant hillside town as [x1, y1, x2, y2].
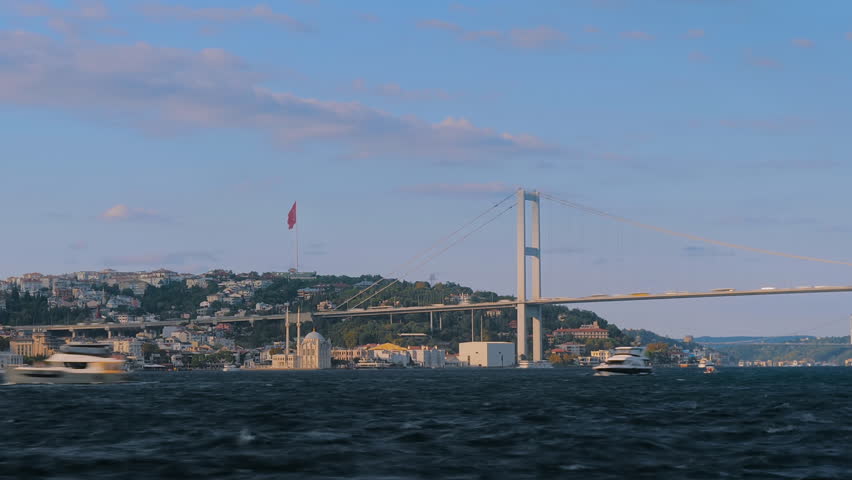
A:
[1, 268, 848, 369]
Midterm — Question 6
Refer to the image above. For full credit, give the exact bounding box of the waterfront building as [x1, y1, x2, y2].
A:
[29, 333, 64, 357]
[270, 330, 332, 369]
[591, 349, 612, 362]
[444, 354, 465, 367]
[407, 346, 446, 368]
[331, 346, 371, 363]
[108, 337, 143, 360]
[458, 342, 515, 367]
[10, 337, 34, 357]
[0, 351, 24, 368]
[368, 343, 410, 366]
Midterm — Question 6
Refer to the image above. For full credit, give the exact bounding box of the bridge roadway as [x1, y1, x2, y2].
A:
[313, 286, 852, 318]
[5, 312, 313, 333]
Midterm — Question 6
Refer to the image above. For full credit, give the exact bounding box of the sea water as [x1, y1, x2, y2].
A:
[2, 367, 851, 479]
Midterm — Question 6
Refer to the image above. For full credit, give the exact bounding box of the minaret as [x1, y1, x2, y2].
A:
[296, 304, 302, 368]
[285, 305, 290, 355]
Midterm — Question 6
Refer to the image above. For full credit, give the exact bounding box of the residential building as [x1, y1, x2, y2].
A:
[119, 280, 149, 296]
[554, 342, 585, 356]
[185, 277, 210, 289]
[553, 321, 609, 340]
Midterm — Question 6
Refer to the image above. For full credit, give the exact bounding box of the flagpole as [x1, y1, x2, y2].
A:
[296, 215, 300, 272]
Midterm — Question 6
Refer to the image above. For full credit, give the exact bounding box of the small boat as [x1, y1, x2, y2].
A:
[593, 347, 652, 376]
[142, 364, 168, 371]
[4, 343, 127, 384]
[517, 360, 554, 369]
[704, 366, 717, 374]
[222, 364, 241, 372]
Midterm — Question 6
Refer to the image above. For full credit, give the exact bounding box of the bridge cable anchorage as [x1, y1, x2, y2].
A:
[540, 192, 852, 267]
[334, 191, 517, 310]
[348, 202, 517, 310]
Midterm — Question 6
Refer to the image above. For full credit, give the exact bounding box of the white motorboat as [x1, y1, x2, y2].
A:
[4, 343, 128, 384]
[593, 347, 652, 376]
[222, 364, 241, 372]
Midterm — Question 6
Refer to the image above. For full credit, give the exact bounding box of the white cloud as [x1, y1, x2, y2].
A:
[103, 251, 217, 269]
[100, 204, 168, 222]
[418, 19, 567, 50]
[139, 2, 310, 32]
[399, 182, 517, 196]
[0, 31, 555, 163]
[351, 78, 451, 101]
[621, 31, 653, 41]
[792, 38, 814, 48]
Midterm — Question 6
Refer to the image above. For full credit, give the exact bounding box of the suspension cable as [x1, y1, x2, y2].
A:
[349, 202, 516, 310]
[335, 191, 517, 309]
[541, 192, 852, 267]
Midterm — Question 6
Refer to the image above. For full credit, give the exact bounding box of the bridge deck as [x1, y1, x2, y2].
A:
[314, 286, 852, 318]
[6, 286, 852, 330]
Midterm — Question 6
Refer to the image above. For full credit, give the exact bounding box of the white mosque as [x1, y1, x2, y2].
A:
[271, 329, 332, 370]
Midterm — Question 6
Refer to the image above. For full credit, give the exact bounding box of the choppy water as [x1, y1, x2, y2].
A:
[2, 367, 852, 479]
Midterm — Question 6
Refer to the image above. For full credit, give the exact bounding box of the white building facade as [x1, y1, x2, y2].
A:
[459, 342, 515, 367]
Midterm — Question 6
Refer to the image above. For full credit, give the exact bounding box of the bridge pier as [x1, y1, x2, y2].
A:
[531, 193, 543, 363]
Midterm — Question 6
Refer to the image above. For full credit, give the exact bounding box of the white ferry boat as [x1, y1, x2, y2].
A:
[4, 343, 128, 384]
[593, 347, 652, 376]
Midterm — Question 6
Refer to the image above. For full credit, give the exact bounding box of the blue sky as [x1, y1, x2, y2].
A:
[3, 0, 852, 337]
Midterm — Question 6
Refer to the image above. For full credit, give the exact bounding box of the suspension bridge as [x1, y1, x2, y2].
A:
[314, 188, 852, 366]
[12, 189, 852, 362]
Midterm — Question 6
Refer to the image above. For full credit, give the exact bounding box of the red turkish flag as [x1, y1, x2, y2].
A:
[287, 202, 297, 229]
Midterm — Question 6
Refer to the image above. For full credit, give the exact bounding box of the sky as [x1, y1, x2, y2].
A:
[2, 0, 852, 337]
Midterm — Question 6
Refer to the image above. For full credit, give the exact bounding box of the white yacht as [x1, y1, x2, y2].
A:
[222, 364, 241, 372]
[593, 347, 652, 376]
[4, 343, 128, 384]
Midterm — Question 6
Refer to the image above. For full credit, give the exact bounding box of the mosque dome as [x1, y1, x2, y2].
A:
[304, 331, 325, 342]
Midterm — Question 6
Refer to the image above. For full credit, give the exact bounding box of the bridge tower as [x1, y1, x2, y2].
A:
[516, 188, 544, 363]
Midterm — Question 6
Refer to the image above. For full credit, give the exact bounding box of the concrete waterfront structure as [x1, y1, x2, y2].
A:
[459, 341, 515, 368]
